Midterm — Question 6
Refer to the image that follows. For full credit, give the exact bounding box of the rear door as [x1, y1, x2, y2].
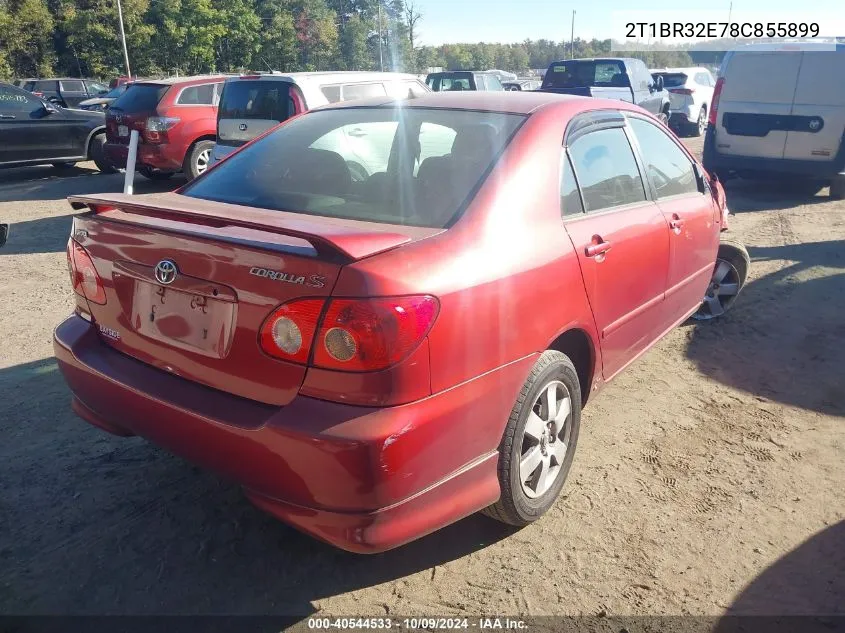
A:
[783, 48, 845, 163]
[716, 51, 802, 159]
[217, 79, 297, 151]
[627, 115, 719, 321]
[562, 117, 671, 379]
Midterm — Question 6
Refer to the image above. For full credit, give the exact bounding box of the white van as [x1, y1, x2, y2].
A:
[703, 42, 845, 198]
[210, 71, 430, 167]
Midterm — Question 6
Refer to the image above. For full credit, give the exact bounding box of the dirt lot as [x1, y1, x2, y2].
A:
[1, 138, 843, 619]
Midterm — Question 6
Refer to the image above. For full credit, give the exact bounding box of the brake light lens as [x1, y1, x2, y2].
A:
[67, 239, 106, 304]
[670, 88, 694, 95]
[259, 298, 325, 363]
[144, 116, 180, 143]
[313, 296, 439, 372]
[709, 77, 725, 126]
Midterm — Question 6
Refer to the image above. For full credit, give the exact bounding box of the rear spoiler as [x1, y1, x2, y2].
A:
[68, 193, 429, 262]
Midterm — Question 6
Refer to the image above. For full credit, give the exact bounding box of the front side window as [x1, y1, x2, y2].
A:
[628, 117, 699, 199]
[177, 83, 216, 105]
[0, 85, 41, 112]
[486, 75, 504, 91]
[568, 127, 646, 213]
[60, 80, 85, 92]
[87, 81, 108, 94]
[342, 83, 387, 101]
[182, 107, 525, 228]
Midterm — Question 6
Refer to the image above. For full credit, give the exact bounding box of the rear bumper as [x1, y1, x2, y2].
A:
[54, 315, 534, 553]
[104, 141, 183, 172]
[703, 124, 845, 179]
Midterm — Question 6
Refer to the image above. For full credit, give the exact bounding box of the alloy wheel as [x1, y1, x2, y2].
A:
[519, 380, 573, 499]
[698, 107, 707, 135]
[693, 258, 741, 320]
[195, 148, 211, 175]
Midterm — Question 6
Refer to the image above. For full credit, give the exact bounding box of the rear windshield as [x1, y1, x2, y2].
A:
[655, 73, 688, 88]
[110, 83, 168, 112]
[182, 107, 525, 229]
[427, 73, 474, 92]
[219, 80, 293, 122]
[542, 61, 627, 89]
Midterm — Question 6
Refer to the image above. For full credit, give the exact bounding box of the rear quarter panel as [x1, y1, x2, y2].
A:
[332, 105, 601, 396]
[161, 101, 218, 161]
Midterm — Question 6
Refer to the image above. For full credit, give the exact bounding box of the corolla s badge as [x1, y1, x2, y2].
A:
[154, 259, 178, 285]
[238, 123, 248, 131]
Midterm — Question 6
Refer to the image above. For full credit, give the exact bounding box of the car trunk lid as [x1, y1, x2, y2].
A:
[68, 192, 440, 405]
[106, 83, 169, 144]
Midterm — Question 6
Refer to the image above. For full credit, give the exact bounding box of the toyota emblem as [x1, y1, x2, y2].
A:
[154, 259, 178, 285]
[238, 123, 248, 131]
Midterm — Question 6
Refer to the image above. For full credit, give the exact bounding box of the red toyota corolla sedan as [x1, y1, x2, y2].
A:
[54, 92, 745, 553]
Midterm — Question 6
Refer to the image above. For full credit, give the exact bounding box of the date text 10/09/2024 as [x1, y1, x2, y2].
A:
[306, 618, 529, 630]
[625, 22, 820, 39]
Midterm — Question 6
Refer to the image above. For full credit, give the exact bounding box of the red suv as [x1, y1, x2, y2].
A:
[55, 93, 747, 553]
[104, 76, 226, 181]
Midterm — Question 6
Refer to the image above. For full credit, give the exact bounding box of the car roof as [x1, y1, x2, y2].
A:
[547, 58, 638, 65]
[138, 74, 233, 86]
[652, 67, 711, 73]
[227, 71, 422, 83]
[318, 90, 627, 115]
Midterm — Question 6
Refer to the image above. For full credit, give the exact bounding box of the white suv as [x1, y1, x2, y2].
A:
[651, 67, 716, 137]
[210, 71, 429, 167]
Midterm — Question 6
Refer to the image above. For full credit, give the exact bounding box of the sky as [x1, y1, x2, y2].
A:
[413, 0, 845, 46]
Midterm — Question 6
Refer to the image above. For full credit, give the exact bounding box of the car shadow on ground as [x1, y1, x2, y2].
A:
[724, 180, 834, 213]
[712, 520, 845, 632]
[0, 358, 519, 616]
[686, 240, 845, 417]
[0, 213, 76, 255]
[0, 165, 182, 203]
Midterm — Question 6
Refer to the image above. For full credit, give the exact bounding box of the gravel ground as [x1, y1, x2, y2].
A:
[1, 139, 843, 619]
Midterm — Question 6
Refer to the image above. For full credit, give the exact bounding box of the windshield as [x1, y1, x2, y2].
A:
[542, 61, 627, 89]
[103, 85, 128, 99]
[427, 73, 474, 92]
[655, 73, 688, 88]
[110, 83, 168, 112]
[182, 107, 525, 229]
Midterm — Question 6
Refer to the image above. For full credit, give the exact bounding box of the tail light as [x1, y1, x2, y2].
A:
[259, 298, 324, 363]
[144, 116, 180, 143]
[670, 88, 694, 95]
[709, 77, 725, 126]
[67, 239, 106, 304]
[259, 295, 439, 372]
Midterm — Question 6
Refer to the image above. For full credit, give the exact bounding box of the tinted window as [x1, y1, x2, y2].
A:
[0, 85, 41, 112]
[656, 73, 688, 88]
[111, 83, 168, 112]
[428, 74, 473, 92]
[569, 127, 646, 212]
[34, 81, 57, 92]
[628, 118, 698, 199]
[177, 83, 216, 105]
[182, 107, 524, 228]
[219, 80, 292, 121]
[542, 61, 627, 89]
[342, 83, 387, 101]
[60, 80, 85, 92]
[560, 152, 584, 217]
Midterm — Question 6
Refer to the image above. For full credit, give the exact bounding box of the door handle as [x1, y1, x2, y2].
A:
[0, 114, 15, 119]
[585, 238, 612, 258]
[670, 214, 685, 232]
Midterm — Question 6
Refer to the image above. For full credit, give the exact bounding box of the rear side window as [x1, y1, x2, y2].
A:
[219, 80, 292, 122]
[60, 80, 84, 92]
[385, 80, 428, 99]
[342, 83, 387, 101]
[111, 84, 168, 112]
[34, 80, 57, 92]
[628, 118, 698, 199]
[321, 85, 341, 102]
[177, 83, 216, 105]
[560, 152, 584, 217]
[569, 127, 646, 212]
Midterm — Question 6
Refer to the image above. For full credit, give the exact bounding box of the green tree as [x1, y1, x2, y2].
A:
[338, 12, 372, 70]
[255, 0, 298, 71]
[214, 0, 261, 71]
[3, 0, 56, 77]
[148, 0, 225, 74]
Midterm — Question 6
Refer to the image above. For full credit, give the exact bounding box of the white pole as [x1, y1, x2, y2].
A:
[124, 129, 139, 195]
[116, 0, 132, 77]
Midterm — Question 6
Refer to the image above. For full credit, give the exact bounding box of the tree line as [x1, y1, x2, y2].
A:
[0, 0, 695, 81]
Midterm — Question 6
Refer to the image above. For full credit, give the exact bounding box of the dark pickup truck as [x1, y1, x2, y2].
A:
[540, 58, 670, 123]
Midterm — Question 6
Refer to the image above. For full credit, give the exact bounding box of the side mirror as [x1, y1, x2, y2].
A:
[655, 75, 664, 91]
[43, 101, 59, 114]
[0, 223, 8, 248]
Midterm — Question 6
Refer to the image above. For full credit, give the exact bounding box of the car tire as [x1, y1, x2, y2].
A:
[138, 166, 175, 180]
[184, 139, 215, 181]
[830, 176, 845, 200]
[483, 350, 581, 527]
[689, 106, 707, 137]
[89, 133, 118, 174]
[51, 162, 76, 169]
[692, 237, 750, 321]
